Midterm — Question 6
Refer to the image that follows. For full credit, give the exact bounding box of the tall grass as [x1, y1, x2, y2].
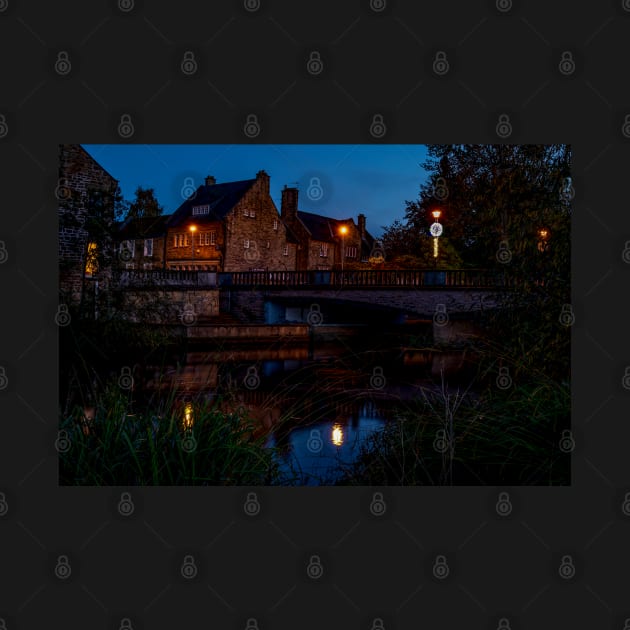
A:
[59, 379, 280, 486]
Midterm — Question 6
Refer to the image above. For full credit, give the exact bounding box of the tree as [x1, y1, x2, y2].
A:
[126, 186, 164, 219]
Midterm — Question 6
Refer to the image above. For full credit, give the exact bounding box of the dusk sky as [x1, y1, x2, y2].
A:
[82, 144, 430, 238]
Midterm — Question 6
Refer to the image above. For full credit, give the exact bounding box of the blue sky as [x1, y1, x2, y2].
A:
[82, 144, 430, 238]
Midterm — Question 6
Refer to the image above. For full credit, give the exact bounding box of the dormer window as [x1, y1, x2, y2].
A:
[273, 219, 278, 230]
[192, 204, 210, 216]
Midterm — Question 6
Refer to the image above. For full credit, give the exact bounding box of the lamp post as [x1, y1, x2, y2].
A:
[339, 225, 348, 282]
[538, 228, 549, 252]
[189, 225, 197, 269]
[430, 210, 443, 265]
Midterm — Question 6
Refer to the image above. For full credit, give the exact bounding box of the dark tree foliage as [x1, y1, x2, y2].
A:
[126, 186, 164, 219]
[383, 144, 572, 381]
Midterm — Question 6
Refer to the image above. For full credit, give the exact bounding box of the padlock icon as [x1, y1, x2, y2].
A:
[370, 0, 386, 12]
[433, 51, 449, 76]
[433, 176, 448, 200]
[181, 50, 197, 75]
[307, 51, 323, 75]
[370, 366, 386, 389]
[0, 492, 8, 516]
[245, 619, 259, 630]
[307, 177, 323, 201]
[117, 114, 134, 138]
[0, 366, 8, 391]
[558, 554, 575, 579]
[181, 432, 197, 453]
[622, 367, 630, 390]
[495, 491, 512, 516]
[244, 365, 260, 390]
[624, 619, 630, 630]
[0, 113, 7, 139]
[55, 51, 71, 76]
[433, 303, 449, 326]
[119, 618, 133, 630]
[244, 240, 260, 261]
[307, 303, 323, 326]
[117, 491, 135, 516]
[0, 618, 6, 630]
[244, 0, 260, 11]
[496, 366, 512, 390]
[180, 176, 196, 199]
[621, 241, 630, 264]
[495, 114, 512, 138]
[496, 240, 512, 264]
[244, 492, 260, 516]
[558, 51, 575, 76]
[370, 243, 385, 261]
[433, 428, 448, 453]
[55, 430, 71, 453]
[371, 618, 385, 630]
[307, 429, 323, 453]
[243, 113, 261, 138]
[432, 555, 450, 579]
[307, 554, 323, 579]
[621, 492, 630, 516]
[370, 491, 386, 516]
[181, 554, 198, 579]
[559, 429, 575, 453]
[558, 303, 575, 327]
[0, 0, 6, 13]
[181, 303, 197, 326]
[496, 0, 512, 12]
[118, 0, 134, 11]
[370, 114, 387, 138]
[621, 114, 630, 139]
[55, 178, 72, 201]
[54, 554, 72, 579]
[118, 366, 134, 390]
[55, 303, 72, 327]
[497, 618, 511, 630]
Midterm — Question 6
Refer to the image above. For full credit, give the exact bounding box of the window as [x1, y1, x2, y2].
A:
[283, 244, 289, 256]
[192, 204, 210, 216]
[175, 234, 185, 248]
[85, 242, 98, 276]
[210, 231, 216, 245]
[125, 262, 135, 270]
[144, 239, 153, 257]
[273, 219, 278, 231]
[250, 209, 256, 218]
[243, 208, 249, 217]
[184, 234, 189, 247]
[266, 240, 270, 249]
[319, 243, 328, 257]
[345, 246, 357, 259]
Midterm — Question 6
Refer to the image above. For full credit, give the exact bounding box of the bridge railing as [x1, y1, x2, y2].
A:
[116, 269, 217, 287]
[217, 269, 512, 288]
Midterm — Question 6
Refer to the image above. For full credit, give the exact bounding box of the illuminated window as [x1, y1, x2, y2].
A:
[283, 244, 289, 256]
[319, 244, 328, 257]
[144, 239, 153, 256]
[192, 204, 209, 216]
[244, 208, 249, 217]
[85, 242, 98, 276]
[273, 219, 278, 230]
[345, 246, 357, 259]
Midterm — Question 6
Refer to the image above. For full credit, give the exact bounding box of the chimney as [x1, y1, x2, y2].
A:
[357, 213, 366, 238]
[204, 175, 216, 186]
[256, 170, 270, 196]
[281, 185, 298, 219]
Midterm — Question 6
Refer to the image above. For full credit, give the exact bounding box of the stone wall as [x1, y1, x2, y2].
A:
[120, 287, 220, 323]
[223, 172, 296, 273]
[58, 144, 118, 307]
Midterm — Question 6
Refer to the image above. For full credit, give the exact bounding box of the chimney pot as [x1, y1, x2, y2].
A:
[205, 175, 216, 186]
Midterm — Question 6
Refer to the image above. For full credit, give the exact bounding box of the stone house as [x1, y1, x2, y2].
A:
[116, 214, 170, 269]
[279, 185, 376, 270]
[58, 144, 119, 309]
[165, 171, 298, 272]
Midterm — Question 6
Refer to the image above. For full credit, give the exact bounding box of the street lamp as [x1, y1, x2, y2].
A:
[430, 210, 443, 262]
[339, 225, 348, 276]
[538, 228, 549, 252]
[189, 225, 197, 269]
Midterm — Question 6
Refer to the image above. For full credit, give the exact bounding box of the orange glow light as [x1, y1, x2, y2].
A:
[339, 225, 348, 235]
[189, 225, 197, 232]
[431, 210, 441, 219]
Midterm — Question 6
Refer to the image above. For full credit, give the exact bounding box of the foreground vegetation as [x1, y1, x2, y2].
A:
[59, 382, 279, 485]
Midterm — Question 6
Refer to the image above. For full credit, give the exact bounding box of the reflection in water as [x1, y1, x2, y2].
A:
[331, 423, 344, 446]
[182, 402, 194, 430]
[138, 335, 449, 485]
